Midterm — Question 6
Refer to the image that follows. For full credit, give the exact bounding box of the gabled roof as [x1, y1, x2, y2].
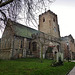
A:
[61, 34, 74, 43]
[7, 19, 40, 38]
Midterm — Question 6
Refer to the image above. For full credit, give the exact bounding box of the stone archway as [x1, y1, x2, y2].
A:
[45, 46, 54, 59]
[31, 41, 39, 57]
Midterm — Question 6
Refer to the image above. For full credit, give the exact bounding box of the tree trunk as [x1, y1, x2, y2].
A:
[41, 44, 43, 63]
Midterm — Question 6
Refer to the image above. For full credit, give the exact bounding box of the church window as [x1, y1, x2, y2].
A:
[29, 42, 31, 49]
[43, 17, 45, 22]
[32, 42, 37, 51]
[20, 41, 22, 48]
[54, 27, 56, 32]
[53, 18, 55, 22]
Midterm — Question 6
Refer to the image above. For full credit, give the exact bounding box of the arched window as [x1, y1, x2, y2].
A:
[57, 45, 59, 52]
[20, 41, 22, 48]
[29, 41, 31, 49]
[43, 17, 45, 22]
[54, 27, 56, 32]
[53, 18, 55, 22]
[32, 42, 37, 51]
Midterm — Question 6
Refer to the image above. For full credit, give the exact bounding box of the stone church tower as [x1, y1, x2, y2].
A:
[38, 10, 60, 38]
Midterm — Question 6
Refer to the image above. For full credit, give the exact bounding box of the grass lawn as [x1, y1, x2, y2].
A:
[0, 58, 75, 75]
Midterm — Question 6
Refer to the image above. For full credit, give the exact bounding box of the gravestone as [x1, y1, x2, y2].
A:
[56, 52, 63, 62]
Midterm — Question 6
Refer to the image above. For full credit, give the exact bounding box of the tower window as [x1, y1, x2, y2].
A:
[54, 27, 56, 32]
[53, 18, 55, 22]
[43, 17, 45, 22]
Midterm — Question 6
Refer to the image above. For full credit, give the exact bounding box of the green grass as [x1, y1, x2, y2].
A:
[0, 58, 75, 75]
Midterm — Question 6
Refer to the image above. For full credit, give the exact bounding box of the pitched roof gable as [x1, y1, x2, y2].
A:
[61, 34, 74, 43]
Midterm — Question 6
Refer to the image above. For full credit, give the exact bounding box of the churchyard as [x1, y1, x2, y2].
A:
[0, 58, 75, 75]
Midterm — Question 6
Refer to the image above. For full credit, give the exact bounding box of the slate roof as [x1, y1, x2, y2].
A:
[11, 21, 40, 38]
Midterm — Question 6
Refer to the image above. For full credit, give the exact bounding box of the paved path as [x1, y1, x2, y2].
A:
[68, 60, 75, 75]
[68, 67, 75, 75]
[71, 60, 75, 62]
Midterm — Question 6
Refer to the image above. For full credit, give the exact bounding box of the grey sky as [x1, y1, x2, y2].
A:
[50, 0, 75, 38]
[0, 0, 75, 38]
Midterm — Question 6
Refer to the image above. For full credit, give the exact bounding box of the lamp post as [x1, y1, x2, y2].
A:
[66, 42, 70, 62]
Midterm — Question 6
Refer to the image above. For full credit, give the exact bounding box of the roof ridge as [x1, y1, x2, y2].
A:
[10, 20, 39, 38]
[12, 21, 38, 32]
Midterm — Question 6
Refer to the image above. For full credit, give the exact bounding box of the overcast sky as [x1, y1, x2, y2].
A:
[0, 0, 75, 38]
[50, 0, 75, 38]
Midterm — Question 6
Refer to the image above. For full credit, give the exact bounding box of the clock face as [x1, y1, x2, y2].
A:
[54, 27, 56, 32]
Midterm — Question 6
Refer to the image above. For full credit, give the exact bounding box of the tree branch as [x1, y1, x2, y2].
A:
[0, 9, 7, 24]
[0, 0, 14, 7]
[0, 0, 2, 4]
[0, 18, 4, 21]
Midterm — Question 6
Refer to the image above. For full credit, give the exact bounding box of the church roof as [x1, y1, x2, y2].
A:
[61, 34, 74, 43]
[8, 20, 40, 39]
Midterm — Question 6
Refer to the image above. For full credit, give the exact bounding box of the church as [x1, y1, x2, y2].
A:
[0, 10, 61, 59]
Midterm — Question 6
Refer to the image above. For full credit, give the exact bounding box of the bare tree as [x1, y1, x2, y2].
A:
[0, 0, 21, 30]
[0, 0, 55, 30]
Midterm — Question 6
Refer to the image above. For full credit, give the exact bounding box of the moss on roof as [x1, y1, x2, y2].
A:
[12, 21, 39, 38]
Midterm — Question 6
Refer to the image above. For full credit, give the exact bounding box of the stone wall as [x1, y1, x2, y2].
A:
[32, 32, 60, 59]
[0, 25, 13, 59]
[11, 36, 27, 59]
[61, 36, 75, 60]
